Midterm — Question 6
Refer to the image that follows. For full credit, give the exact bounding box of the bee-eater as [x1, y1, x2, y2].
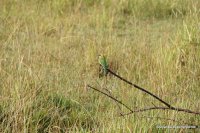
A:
[98, 55, 109, 76]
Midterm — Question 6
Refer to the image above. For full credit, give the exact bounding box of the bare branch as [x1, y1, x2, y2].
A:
[121, 107, 200, 116]
[87, 85, 200, 115]
[107, 69, 174, 109]
[87, 85, 134, 113]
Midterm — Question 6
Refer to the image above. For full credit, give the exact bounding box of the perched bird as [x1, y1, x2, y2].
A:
[98, 55, 109, 76]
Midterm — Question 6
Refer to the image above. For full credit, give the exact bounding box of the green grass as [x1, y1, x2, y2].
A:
[0, 0, 200, 132]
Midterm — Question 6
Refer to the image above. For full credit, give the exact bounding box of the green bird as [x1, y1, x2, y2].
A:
[98, 55, 109, 76]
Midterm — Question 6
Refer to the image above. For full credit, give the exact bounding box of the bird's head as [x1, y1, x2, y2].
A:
[98, 54, 103, 60]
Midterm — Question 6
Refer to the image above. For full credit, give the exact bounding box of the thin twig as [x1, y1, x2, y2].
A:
[87, 85, 133, 113]
[121, 107, 200, 116]
[103, 88, 123, 111]
[87, 85, 200, 115]
[87, 85, 200, 127]
[107, 69, 174, 109]
[107, 68, 200, 115]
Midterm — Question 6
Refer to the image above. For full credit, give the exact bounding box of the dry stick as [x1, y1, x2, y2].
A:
[107, 69, 174, 109]
[95, 80, 124, 116]
[87, 85, 199, 126]
[87, 85, 133, 113]
[104, 88, 124, 116]
[107, 69, 200, 115]
[121, 107, 200, 116]
[87, 85, 200, 115]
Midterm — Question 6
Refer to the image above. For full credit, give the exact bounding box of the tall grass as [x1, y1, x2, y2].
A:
[0, 0, 200, 132]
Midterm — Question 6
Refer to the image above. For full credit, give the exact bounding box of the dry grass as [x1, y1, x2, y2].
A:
[0, 0, 200, 132]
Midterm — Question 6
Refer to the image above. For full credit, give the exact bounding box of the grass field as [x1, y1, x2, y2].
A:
[0, 0, 200, 132]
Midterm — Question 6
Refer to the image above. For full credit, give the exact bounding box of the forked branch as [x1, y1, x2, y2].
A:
[87, 85, 200, 115]
[107, 69, 174, 109]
